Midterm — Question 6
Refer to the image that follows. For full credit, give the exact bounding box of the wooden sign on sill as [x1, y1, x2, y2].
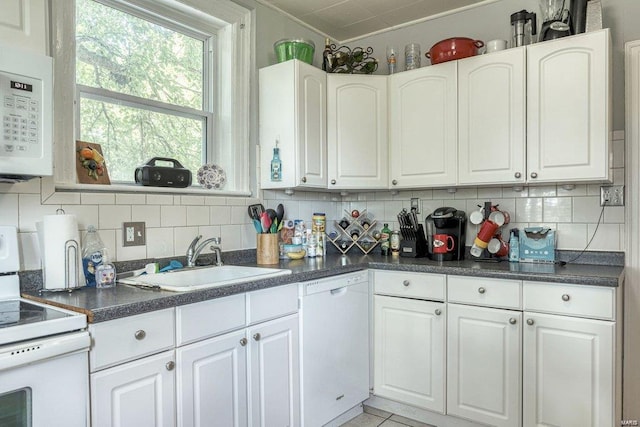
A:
[75, 140, 111, 185]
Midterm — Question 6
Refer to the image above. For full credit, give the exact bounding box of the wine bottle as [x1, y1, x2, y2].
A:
[270, 140, 281, 181]
[322, 38, 333, 72]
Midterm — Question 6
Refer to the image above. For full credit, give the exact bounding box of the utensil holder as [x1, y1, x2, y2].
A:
[257, 234, 279, 264]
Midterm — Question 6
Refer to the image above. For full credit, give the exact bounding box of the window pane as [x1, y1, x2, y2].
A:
[79, 97, 204, 182]
[76, 0, 204, 110]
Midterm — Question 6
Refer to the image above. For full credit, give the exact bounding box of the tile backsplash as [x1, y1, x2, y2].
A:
[0, 133, 625, 271]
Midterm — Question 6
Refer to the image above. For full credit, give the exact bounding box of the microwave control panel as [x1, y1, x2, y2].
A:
[1, 71, 41, 158]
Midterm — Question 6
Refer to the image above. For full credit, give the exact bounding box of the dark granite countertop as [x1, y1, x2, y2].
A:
[22, 252, 624, 323]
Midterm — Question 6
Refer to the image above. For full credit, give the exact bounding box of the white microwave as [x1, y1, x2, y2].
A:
[0, 43, 52, 182]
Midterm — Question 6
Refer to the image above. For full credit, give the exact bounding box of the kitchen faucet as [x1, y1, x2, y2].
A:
[186, 235, 223, 267]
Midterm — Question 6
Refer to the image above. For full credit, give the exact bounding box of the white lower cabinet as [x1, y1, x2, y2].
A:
[522, 312, 614, 427]
[447, 304, 522, 427]
[374, 294, 445, 412]
[91, 349, 176, 427]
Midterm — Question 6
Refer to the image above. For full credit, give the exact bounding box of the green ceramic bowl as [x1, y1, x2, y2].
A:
[274, 39, 315, 64]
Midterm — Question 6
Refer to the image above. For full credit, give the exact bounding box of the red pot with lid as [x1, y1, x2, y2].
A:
[426, 37, 485, 64]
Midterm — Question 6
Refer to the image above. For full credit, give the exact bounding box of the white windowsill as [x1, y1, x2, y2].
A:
[54, 182, 252, 197]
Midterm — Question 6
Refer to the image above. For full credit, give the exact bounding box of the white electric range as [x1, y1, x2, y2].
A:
[0, 225, 90, 427]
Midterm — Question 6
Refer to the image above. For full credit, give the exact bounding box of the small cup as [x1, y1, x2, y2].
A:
[433, 233, 455, 254]
[486, 39, 508, 53]
[487, 237, 509, 257]
[257, 233, 279, 264]
[489, 210, 511, 227]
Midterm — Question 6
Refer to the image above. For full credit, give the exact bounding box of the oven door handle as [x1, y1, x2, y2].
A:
[0, 330, 90, 371]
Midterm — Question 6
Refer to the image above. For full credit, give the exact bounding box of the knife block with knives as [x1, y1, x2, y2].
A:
[398, 208, 428, 257]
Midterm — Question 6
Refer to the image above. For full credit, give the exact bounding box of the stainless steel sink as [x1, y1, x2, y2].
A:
[118, 265, 292, 292]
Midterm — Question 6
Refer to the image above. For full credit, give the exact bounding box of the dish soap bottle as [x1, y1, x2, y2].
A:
[95, 249, 116, 288]
[82, 225, 105, 287]
[270, 140, 282, 181]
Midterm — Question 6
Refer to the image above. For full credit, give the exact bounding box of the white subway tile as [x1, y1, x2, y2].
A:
[226, 197, 248, 206]
[19, 232, 41, 270]
[220, 224, 243, 250]
[501, 186, 529, 198]
[99, 205, 132, 230]
[116, 193, 143, 205]
[82, 193, 114, 205]
[147, 194, 174, 205]
[279, 201, 300, 221]
[454, 187, 478, 199]
[186, 206, 210, 226]
[604, 206, 624, 224]
[543, 197, 572, 222]
[115, 232, 147, 262]
[61, 205, 99, 231]
[204, 196, 227, 205]
[198, 225, 221, 241]
[586, 184, 601, 196]
[556, 223, 588, 250]
[174, 227, 199, 257]
[557, 184, 587, 197]
[18, 194, 59, 232]
[412, 190, 433, 199]
[432, 189, 455, 200]
[146, 228, 175, 258]
[210, 206, 231, 225]
[160, 206, 187, 227]
[477, 187, 503, 198]
[515, 198, 543, 222]
[230, 206, 249, 225]
[587, 223, 621, 251]
[132, 205, 161, 227]
[241, 223, 257, 249]
[572, 196, 603, 223]
[97, 229, 117, 263]
[1, 179, 41, 194]
[180, 195, 205, 205]
[0, 193, 19, 227]
[529, 186, 556, 197]
[43, 192, 81, 205]
[613, 138, 625, 169]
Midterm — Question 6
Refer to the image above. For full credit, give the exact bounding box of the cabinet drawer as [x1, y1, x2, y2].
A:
[373, 270, 445, 301]
[246, 283, 298, 325]
[89, 308, 175, 372]
[448, 276, 522, 309]
[523, 281, 615, 320]
[176, 293, 246, 346]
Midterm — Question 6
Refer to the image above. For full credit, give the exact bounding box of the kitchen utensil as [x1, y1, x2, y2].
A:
[426, 38, 484, 65]
[510, 10, 537, 47]
[539, 0, 571, 41]
[260, 212, 272, 233]
[276, 204, 285, 225]
[248, 204, 264, 220]
[252, 219, 263, 233]
[569, 0, 588, 34]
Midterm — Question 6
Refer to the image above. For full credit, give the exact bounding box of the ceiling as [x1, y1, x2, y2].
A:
[256, 0, 496, 42]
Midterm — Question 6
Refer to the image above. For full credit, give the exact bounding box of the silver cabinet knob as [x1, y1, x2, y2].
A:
[403, 280, 410, 287]
[331, 179, 336, 185]
[165, 361, 175, 371]
[526, 319, 534, 326]
[478, 287, 486, 294]
[562, 294, 570, 302]
[515, 172, 522, 179]
[509, 318, 517, 325]
[530, 172, 538, 179]
[301, 176, 307, 183]
[134, 330, 146, 340]
[240, 338, 248, 346]
[253, 333, 261, 341]
[435, 309, 442, 316]
[392, 180, 398, 186]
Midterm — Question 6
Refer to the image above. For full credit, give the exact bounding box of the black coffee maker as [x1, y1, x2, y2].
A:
[425, 207, 467, 261]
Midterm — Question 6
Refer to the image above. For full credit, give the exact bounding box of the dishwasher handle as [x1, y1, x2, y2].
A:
[330, 286, 347, 296]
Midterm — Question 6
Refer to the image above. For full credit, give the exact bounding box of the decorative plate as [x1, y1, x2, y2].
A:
[197, 163, 226, 189]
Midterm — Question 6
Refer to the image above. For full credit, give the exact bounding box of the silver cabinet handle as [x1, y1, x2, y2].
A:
[515, 172, 522, 178]
[301, 176, 307, 183]
[562, 294, 570, 301]
[526, 319, 534, 325]
[403, 280, 410, 287]
[331, 179, 336, 185]
[240, 338, 248, 346]
[253, 333, 261, 341]
[392, 179, 398, 185]
[530, 172, 538, 179]
[509, 318, 517, 325]
[134, 330, 146, 340]
[478, 287, 486, 294]
[165, 361, 175, 371]
[435, 309, 442, 316]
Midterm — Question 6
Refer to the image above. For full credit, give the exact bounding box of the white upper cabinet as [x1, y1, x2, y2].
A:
[527, 29, 612, 183]
[0, 0, 48, 53]
[327, 74, 389, 189]
[389, 62, 458, 188]
[259, 60, 327, 190]
[458, 48, 526, 185]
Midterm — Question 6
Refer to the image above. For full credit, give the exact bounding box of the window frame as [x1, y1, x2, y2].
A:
[47, 0, 252, 198]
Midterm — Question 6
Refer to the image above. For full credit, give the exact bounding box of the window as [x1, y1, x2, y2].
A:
[49, 0, 251, 194]
[76, 0, 212, 182]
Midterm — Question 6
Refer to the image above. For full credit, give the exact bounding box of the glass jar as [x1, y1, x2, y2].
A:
[405, 43, 421, 70]
[391, 230, 401, 254]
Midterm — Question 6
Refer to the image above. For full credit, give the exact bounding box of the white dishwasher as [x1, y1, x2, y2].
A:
[299, 271, 370, 427]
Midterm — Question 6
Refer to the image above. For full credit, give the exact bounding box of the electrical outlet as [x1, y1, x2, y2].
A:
[600, 185, 625, 207]
[123, 222, 146, 246]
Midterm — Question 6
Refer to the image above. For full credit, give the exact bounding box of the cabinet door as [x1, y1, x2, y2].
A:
[0, 0, 48, 54]
[447, 304, 522, 427]
[389, 63, 457, 188]
[247, 313, 300, 427]
[177, 330, 247, 427]
[523, 312, 615, 427]
[527, 29, 611, 183]
[327, 74, 388, 189]
[373, 295, 445, 413]
[458, 48, 526, 185]
[91, 350, 176, 427]
[259, 60, 327, 189]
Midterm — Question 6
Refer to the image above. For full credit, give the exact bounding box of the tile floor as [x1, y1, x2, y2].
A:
[340, 405, 436, 427]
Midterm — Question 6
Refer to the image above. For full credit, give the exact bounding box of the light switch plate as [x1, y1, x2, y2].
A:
[600, 185, 624, 206]
[123, 222, 146, 246]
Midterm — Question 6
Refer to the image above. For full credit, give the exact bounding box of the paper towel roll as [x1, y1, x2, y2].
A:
[37, 213, 83, 290]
